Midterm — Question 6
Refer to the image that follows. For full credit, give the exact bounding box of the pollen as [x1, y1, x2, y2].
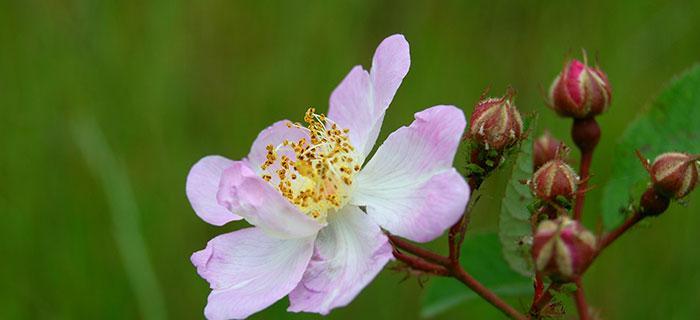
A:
[258, 108, 359, 222]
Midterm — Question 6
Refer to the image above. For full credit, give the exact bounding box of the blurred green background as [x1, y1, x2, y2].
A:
[2, 0, 700, 319]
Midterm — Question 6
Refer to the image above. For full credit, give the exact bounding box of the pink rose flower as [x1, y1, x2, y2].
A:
[187, 34, 469, 319]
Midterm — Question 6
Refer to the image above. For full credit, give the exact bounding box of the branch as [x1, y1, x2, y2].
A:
[529, 282, 561, 318]
[388, 234, 450, 266]
[391, 249, 449, 276]
[450, 264, 529, 320]
[573, 278, 590, 320]
[571, 118, 601, 220]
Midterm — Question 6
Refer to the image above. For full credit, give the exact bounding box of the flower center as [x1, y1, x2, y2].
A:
[260, 108, 360, 221]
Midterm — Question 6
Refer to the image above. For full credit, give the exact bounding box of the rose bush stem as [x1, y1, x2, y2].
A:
[597, 212, 643, 252]
[448, 175, 483, 260]
[573, 150, 593, 220]
[450, 264, 528, 320]
[571, 118, 601, 221]
[528, 282, 561, 317]
[574, 278, 590, 320]
[392, 245, 528, 320]
[388, 234, 451, 265]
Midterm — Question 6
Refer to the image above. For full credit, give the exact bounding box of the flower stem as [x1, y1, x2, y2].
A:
[598, 212, 643, 251]
[574, 278, 590, 320]
[571, 118, 600, 221]
[448, 175, 482, 261]
[391, 242, 527, 320]
[450, 264, 528, 320]
[529, 282, 561, 317]
[388, 234, 451, 266]
[391, 249, 449, 276]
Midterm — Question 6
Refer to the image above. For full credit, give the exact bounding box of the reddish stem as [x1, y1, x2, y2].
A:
[571, 118, 600, 221]
[448, 173, 482, 261]
[573, 151, 593, 220]
[591, 212, 643, 264]
[392, 241, 527, 320]
[450, 264, 528, 320]
[392, 249, 449, 276]
[388, 234, 451, 266]
[574, 278, 590, 320]
[529, 282, 561, 317]
[532, 275, 544, 303]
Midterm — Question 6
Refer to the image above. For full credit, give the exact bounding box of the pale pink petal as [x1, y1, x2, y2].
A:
[351, 105, 470, 242]
[191, 228, 315, 320]
[288, 205, 392, 315]
[186, 155, 243, 226]
[217, 161, 324, 239]
[247, 120, 309, 174]
[328, 34, 410, 159]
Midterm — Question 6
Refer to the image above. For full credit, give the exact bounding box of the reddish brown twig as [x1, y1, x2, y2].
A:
[392, 249, 449, 276]
[391, 234, 528, 319]
[387, 234, 451, 266]
[574, 278, 590, 320]
[529, 282, 562, 318]
[571, 118, 600, 220]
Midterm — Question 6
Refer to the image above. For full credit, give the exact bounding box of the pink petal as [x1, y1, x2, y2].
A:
[191, 228, 315, 320]
[328, 34, 410, 159]
[217, 161, 324, 239]
[351, 105, 470, 242]
[186, 155, 243, 226]
[247, 120, 309, 174]
[288, 205, 392, 315]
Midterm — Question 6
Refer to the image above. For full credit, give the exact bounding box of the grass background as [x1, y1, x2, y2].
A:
[2, 0, 700, 319]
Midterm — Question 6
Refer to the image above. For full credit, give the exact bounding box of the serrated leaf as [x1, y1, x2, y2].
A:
[421, 233, 532, 318]
[601, 64, 700, 229]
[498, 125, 535, 277]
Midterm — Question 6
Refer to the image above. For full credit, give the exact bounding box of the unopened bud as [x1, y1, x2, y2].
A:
[533, 217, 596, 282]
[650, 152, 699, 199]
[530, 159, 579, 203]
[548, 58, 611, 119]
[468, 89, 524, 151]
[533, 131, 566, 171]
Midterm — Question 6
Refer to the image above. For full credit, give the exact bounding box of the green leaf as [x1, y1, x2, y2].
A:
[499, 132, 535, 277]
[421, 233, 532, 318]
[601, 64, 700, 229]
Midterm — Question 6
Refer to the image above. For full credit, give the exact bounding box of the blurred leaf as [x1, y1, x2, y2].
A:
[72, 118, 167, 320]
[601, 64, 700, 229]
[499, 132, 535, 277]
[421, 233, 532, 318]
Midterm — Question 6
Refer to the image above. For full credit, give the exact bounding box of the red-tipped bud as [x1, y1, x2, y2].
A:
[468, 90, 524, 151]
[548, 58, 611, 119]
[649, 152, 699, 199]
[533, 217, 596, 282]
[533, 131, 567, 171]
[530, 159, 580, 203]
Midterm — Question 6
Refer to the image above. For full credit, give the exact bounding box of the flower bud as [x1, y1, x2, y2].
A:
[468, 89, 524, 151]
[649, 152, 699, 199]
[533, 131, 566, 171]
[548, 58, 611, 119]
[533, 217, 596, 282]
[530, 159, 579, 203]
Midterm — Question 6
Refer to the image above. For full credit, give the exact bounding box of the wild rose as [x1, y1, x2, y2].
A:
[186, 35, 469, 319]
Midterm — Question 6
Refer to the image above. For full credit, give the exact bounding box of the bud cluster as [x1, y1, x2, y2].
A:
[533, 217, 596, 282]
